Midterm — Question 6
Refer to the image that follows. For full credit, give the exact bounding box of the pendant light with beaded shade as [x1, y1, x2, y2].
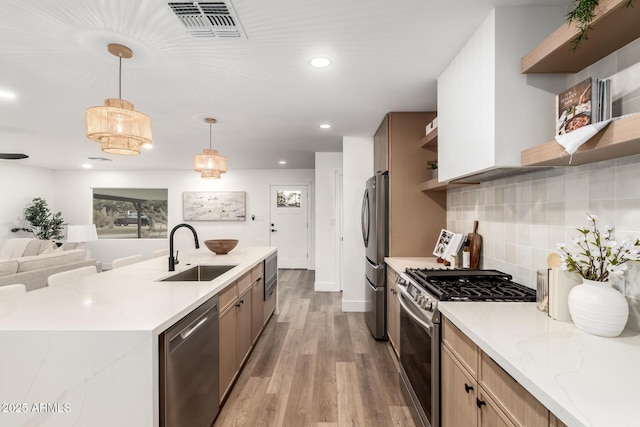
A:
[86, 44, 152, 155]
[194, 118, 227, 179]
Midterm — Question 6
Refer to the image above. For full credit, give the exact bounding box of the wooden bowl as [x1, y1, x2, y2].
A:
[204, 239, 238, 254]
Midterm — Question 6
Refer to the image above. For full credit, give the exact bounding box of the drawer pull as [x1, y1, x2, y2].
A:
[464, 383, 474, 394]
[476, 398, 486, 409]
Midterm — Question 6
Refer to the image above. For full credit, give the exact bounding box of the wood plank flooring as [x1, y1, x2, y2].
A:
[214, 269, 417, 427]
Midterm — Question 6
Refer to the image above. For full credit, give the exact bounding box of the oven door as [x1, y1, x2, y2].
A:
[398, 291, 440, 427]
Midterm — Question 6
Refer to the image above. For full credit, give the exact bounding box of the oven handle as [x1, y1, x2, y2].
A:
[398, 292, 434, 334]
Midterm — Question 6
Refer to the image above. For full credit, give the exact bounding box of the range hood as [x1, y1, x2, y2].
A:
[450, 166, 552, 183]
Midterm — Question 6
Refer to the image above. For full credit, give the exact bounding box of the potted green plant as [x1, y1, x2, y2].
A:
[11, 197, 65, 240]
[427, 160, 438, 179]
[557, 212, 640, 337]
[568, 0, 636, 49]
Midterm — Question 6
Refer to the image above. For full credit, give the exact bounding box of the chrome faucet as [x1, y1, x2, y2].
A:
[169, 223, 200, 271]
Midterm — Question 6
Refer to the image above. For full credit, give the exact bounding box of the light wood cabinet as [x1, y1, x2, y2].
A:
[374, 112, 446, 256]
[442, 316, 550, 427]
[386, 266, 400, 357]
[264, 285, 277, 323]
[218, 259, 273, 403]
[219, 282, 238, 401]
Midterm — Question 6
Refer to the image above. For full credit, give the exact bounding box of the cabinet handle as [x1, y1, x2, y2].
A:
[476, 398, 486, 409]
[464, 383, 474, 394]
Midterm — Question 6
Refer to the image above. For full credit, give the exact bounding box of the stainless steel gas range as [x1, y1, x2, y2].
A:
[396, 268, 536, 427]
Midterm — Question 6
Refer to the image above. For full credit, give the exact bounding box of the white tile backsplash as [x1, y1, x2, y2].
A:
[447, 155, 640, 331]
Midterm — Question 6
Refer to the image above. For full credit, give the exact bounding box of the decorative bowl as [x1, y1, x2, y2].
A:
[204, 239, 238, 254]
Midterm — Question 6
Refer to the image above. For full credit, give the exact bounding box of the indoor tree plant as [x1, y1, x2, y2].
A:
[557, 212, 640, 337]
[11, 197, 65, 240]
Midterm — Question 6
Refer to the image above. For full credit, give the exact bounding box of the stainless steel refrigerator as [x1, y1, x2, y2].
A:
[361, 172, 388, 340]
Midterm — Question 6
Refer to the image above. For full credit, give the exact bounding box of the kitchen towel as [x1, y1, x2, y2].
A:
[555, 113, 637, 162]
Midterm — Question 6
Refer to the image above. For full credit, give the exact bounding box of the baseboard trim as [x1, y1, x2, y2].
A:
[341, 299, 366, 312]
[314, 281, 339, 292]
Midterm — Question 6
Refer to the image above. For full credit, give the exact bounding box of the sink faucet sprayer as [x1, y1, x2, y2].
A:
[169, 223, 199, 271]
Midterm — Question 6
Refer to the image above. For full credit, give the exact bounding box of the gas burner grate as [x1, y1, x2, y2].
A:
[405, 268, 536, 302]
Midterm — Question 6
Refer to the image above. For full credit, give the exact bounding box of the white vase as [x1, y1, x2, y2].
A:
[568, 278, 629, 337]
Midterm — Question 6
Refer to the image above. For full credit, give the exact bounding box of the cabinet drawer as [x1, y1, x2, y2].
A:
[479, 353, 548, 427]
[442, 317, 478, 377]
[219, 282, 238, 314]
[237, 271, 252, 296]
[264, 286, 277, 323]
[251, 262, 264, 282]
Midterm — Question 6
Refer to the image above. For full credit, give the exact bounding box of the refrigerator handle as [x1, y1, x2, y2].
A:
[361, 188, 369, 247]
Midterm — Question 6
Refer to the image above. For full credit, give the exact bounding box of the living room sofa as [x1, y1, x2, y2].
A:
[0, 238, 100, 292]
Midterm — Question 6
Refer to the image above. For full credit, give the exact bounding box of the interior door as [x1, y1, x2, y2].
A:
[269, 185, 308, 269]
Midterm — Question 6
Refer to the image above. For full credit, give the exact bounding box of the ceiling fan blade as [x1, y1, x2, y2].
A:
[0, 153, 29, 160]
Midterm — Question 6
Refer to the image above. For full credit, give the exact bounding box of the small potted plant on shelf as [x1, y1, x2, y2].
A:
[557, 212, 640, 337]
[427, 160, 438, 180]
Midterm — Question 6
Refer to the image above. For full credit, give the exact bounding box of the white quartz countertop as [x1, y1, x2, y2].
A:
[0, 246, 276, 334]
[386, 257, 640, 427]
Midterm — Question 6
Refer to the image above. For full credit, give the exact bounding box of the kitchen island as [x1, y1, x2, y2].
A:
[0, 246, 276, 427]
[386, 257, 640, 427]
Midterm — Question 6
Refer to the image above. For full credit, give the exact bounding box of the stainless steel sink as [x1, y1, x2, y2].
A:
[160, 265, 236, 282]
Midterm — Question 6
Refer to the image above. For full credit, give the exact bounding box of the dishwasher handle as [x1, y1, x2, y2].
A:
[169, 302, 218, 353]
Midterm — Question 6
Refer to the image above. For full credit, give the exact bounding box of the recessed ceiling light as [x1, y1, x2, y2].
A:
[309, 57, 331, 68]
[81, 163, 92, 169]
[279, 160, 287, 165]
[0, 90, 17, 100]
[319, 123, 332, 129]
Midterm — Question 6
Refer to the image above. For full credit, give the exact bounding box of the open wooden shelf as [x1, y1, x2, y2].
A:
[521, 114, 640, 166]
[419, 127, 438, 151]
[420, 178, 478, 192]
[521, 0, 640, 74]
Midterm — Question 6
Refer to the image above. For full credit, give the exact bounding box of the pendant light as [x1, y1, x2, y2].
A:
[194, 118, 227, 179]
[86, 43, 152, 155]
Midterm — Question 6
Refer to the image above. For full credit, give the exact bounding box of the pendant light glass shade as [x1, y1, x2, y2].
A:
[86, 44, 152, 155]
[194, 118, 227, 179]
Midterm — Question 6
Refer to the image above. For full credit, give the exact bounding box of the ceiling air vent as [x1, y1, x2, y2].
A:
[168, 1, 246, 38]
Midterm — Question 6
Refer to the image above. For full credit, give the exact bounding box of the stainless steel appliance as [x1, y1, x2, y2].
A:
[264, 252, 277, 301]
[361, 172, 389, 339]
[160, 296, 219, 427]
[397, 268, 536, 427]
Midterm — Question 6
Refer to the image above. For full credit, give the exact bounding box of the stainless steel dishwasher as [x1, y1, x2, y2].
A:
[160, 295, 219, 427]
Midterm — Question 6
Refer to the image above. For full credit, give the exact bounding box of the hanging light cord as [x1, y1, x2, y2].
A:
[118, 54, 123, 100]
[209, 123, 213, 149]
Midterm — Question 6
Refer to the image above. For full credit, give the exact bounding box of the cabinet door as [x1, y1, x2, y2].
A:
[237, 289, 252, 367]
[477, 388, 515, 427]
[386, 268, 399, 356]
[251, 279, 264, 343]
[374, 114, 389, 173]
[264, 286, 277, 323]
[441, 346, 477, 427]
[219, 307, 238, 402]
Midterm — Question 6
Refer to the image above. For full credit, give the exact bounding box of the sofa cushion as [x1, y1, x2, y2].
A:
[22, 239, 47, 257]
[0, 238, 34, 258]
[0, 259, 19, 276]
[17, 249, 87, 273]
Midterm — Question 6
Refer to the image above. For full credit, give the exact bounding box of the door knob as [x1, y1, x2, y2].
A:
[271, 228, 277, 232]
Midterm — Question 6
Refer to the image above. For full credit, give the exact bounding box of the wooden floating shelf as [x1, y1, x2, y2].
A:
[521, 0, 640, 74]
[521, 114, 640, 167]
[420, 178, 478, 192]
[419, 128, 438, 151]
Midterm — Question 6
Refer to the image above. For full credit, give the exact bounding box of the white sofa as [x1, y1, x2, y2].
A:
[0, 238, 99, 292]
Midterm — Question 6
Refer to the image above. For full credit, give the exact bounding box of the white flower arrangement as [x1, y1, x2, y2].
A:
[557, 212, 640, 282]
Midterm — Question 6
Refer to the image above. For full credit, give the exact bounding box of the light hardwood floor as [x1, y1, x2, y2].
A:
[214, 269, 417, 427]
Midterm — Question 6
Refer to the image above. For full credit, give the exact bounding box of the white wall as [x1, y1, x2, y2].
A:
[53, 169, 314, 266]
[0, 163, 57, 243]
[314, 152, 343, 291]
[341, 137, 373, 311]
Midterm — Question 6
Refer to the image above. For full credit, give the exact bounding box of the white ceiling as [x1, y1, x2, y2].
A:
[0, 0, 568, 171]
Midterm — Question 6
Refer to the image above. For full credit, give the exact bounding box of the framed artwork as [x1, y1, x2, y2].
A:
[183, 191, 246, 221]
[276, 190, 301, 207]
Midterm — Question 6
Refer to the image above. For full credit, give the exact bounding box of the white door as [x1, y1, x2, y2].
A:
[269, 185, 309, 269]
